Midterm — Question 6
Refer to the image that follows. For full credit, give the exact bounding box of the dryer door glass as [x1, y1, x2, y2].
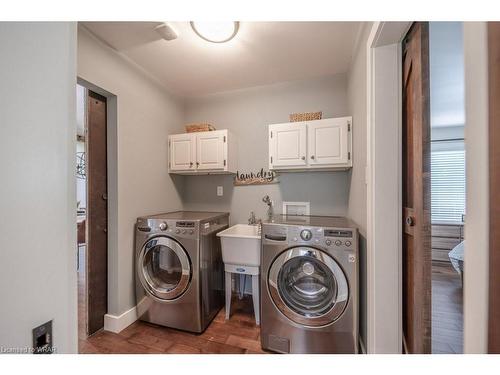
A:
[139, 237, 191, 300]
[278, 256, 337, 317]
[268, 247, 349, 327]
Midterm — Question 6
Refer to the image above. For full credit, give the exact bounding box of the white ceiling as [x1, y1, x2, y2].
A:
[81, 21, 361, 97]
[429, 22, 464, 128]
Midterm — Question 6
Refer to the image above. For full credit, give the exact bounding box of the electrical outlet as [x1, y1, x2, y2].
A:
[217, 186, 223, 196]
[32, 320, 54, 354]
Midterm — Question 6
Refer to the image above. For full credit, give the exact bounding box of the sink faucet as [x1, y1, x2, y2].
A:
[262, 195, 273, 220]
[248, 211, 257, 225]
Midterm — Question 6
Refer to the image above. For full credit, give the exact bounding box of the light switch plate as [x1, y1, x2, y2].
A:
[217, 186, 223, 196]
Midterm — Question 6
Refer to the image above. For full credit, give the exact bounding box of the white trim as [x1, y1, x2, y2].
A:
[463, 22, 489, 353]
[366, 21, 411, 354]
[104, 305, 137, 333]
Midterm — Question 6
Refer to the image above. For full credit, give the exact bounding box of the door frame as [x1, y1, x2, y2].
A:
[488, 22, 500, 353]
[77, 77, 118, 335]
[367, 21, 493, 354]
[366, 21, 411, 353]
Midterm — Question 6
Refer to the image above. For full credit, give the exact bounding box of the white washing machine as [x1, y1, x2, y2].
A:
[260, 215, 359, 353]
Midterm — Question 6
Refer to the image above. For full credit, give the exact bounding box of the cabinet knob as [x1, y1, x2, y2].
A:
[301, 156, 305, 160]
[196, 162, 199, 167]
[311, 155, 315, 160]
[190, 162, 193, 167]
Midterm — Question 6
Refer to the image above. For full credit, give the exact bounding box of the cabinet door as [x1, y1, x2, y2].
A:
[269, 122, 307, 168]
[170, 133, 196, 171]
[196, 131, 226, 170]
[307, 118, 349, 166]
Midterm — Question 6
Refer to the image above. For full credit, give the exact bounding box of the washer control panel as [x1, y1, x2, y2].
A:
[263, 225, 356, 251]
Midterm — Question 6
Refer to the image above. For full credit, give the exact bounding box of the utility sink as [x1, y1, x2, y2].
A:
[217, 224, 261, 267]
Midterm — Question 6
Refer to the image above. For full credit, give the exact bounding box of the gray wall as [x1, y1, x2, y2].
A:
[0, 23, 78, 353]
[182, 74, 350, 225]
[347, 22, 372, 351]
[77, 26, 185, 316]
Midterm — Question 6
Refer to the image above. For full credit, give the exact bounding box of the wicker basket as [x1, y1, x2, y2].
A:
[185, 123, 216, 133]
[289, 111, 322, 122]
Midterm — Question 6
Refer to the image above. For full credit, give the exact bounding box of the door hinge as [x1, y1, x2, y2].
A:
[348, 152, 351, 160]
[348, 121, 351, 132]
[224, 159, 226, 166]
[270, 131, 273, 138]
[270, 156, 273, 164]
[223, 135, 226, 143]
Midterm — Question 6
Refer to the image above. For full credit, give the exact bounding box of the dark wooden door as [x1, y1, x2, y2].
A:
[86, 90, 108, 335]
[402, 22, 432, 354]
[488, 21, 500, 353]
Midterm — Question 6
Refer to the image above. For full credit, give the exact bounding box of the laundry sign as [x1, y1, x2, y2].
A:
[233, 169, 279, 186]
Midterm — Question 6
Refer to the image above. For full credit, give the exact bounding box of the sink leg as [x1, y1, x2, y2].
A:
[252, 274, 260, 326]
[225, 271, 232, 320]
[238, 274, 245, 300]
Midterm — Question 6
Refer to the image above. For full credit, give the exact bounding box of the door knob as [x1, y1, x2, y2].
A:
[102, 193, 108, 201]
[405, 216, 415, 226]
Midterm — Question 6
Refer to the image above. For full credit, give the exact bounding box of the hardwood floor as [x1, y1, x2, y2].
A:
[432, 261, 463, 354]
[78, 245, 87, 340]
[78, 295, 268, 354]
[78, 259, 462, 354]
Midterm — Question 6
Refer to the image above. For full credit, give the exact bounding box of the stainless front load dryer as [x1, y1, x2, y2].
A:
[135, 211, 228, 333]
[261, 215, 358, 353]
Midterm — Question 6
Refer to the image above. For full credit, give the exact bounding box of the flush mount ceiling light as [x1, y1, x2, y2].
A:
[190, 21, 239, 43]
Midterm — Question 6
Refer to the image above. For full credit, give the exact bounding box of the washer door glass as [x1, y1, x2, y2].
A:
[268, 248, 349, 327]
[139, 237, 191, 300]
[278, 256, 337, 317]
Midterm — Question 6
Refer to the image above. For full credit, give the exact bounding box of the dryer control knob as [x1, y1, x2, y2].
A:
[325, 239, 332, 246]
[175, 229, 181, 234]
[182, 230, 187, 234]
[159, 222, 168, 231]
[345, 240, 352, 247]
[189, 230, 194, 235]
[335, 240, 342, 246]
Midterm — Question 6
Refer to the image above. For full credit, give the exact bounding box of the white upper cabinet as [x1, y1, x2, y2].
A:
[169, 133, 196, 171]
[196, 130, 226, 170]
[308, 118, 349, 167]
[269, 116, 352, 171]
[269, 122, 307, 168]
[169, 129, 237, 174]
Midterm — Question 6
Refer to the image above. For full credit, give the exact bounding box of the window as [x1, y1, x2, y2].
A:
[431, 140, 466, 223]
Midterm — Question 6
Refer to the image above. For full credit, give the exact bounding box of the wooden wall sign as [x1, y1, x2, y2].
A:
[234, 169, 278, 186]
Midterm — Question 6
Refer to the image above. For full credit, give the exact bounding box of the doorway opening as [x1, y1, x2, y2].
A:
[428, 22, 465, 354]
[76, 83, 109, 346]
[401, 22, 465, 354]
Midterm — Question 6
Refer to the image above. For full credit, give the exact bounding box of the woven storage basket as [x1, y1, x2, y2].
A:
[185, 123, 216, 133]
[289, 111, 322, 122]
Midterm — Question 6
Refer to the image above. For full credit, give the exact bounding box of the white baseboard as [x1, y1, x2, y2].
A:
[104, 306, 137, 333]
